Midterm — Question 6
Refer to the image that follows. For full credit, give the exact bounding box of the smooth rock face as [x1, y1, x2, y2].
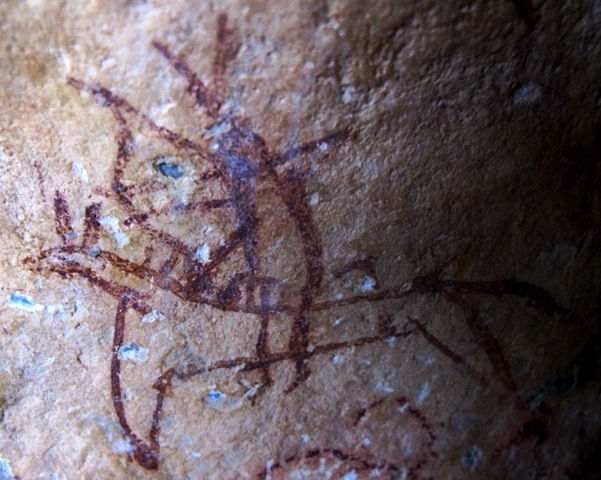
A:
[0, 1, 600, 478]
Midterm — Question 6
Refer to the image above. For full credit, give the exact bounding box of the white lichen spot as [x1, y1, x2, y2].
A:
[0, 458, 15, 480]
[45, 304, 67, 321]
[332, 317, 343, 327]
[201, 224, 213, 233]
[158, 101, 177, 115]
[341, 85, 355, 104]
[195, 243, 211, 264]
[203, 390, 243, 412]
[307, 344, 315, 353]
[303, 60, 315, 71]
[6, 293, 43, 312]
[87, 413, 122, 441]
[118, 343, 149, 365]
[398, 402, 409, 414]
[0, 150, 8, 162]
[375, 381, 394, 393]
[112, 438, 135, 454]
[513, 82, 543, 105]
[209, 141, 220, 152]
[188, 451, 202, 459]
[74, 300, 88, 317]
[239, 378, 261, 398]
[142, 309, 165, 324]
[362, 437, 371, 446]
[357, 276, 376, 292]
[318, 141, 329, 152]
[306, 192, 319, 206]
[331, 353, 343, 365]
[300, 434, 310, 444]
[341, 470, 357, 480]
[100, 56, 116, 70]
[264, 460, 275, 479]
[99, 216, 129, 247]
[72, 160, 88, 182]
[415, 381, 430, 405]
[207, 119, 232, 138]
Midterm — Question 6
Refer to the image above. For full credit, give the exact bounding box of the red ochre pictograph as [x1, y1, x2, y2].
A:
[26, 13, 571, 476]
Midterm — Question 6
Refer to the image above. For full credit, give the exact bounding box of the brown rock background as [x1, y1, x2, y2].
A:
[0, 0, 600, 478]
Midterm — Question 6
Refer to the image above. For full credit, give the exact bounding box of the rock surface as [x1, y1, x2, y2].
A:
[0, 0, 600, 478]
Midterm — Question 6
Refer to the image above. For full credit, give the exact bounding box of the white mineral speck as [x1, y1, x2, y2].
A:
[100, 56, 116, 70]
[341, 471, 357, 480]
[415, 381, 430, 405]
[45, 304, 67, 321]
[142, 309, 165, 324]
[342, 85, 355, 103]
[6, 293, 44, 312]
[99, 216, 129, 247]
[306, 192, 319, 206]
[195, 243, 211, 263]
[72, 160, 88, 182]
[357, 276, 376, 292]
[376, 381, 394, 393]
[513, 82, 543, 105]
[332, 353, 343, 364]
[204, 390, 243, 412]
[0, 458, 15, 480]
[118, 343, 149, 365]
[112, 438, 135, 453]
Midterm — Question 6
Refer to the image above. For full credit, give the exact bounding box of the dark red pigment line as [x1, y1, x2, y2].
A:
[34, 242, 569, 323]
[53, 190, 74, 245]
[26, 12, 574, 473]
[152, 40, 213, 114]
[408, 316, 486, 386]
[33, 160, 47, 203]
[257, 448, 401, 479]
[271, 167, 324, 391]
[81, 203, 102, 249]
[211, 13, 235, 107]
[110, 298, 160, 469]
[67, 76, 220, 169]
[334, 256, 379, 288]
[271, 129, 354, 167]
[409, 317, 463, 363]
[445, 293, 517, 391]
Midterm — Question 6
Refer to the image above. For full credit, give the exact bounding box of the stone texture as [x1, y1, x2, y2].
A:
[0, 0, 600, 478]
